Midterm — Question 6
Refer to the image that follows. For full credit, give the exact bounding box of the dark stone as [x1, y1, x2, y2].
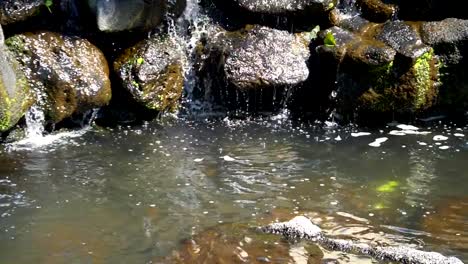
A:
[375, 21, 431, 60]
[356, 0, 395, 23]
[0, 0, 44, 25]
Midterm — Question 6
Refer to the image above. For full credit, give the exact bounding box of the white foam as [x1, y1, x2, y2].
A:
[433, 135, 448, 141]
[396, 124, 419, 131]
[369, 137, 388, 147]
[351, 132, 371, 137]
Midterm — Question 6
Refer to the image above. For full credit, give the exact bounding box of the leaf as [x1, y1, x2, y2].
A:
[137, 57, 144, 65]
[324, 31, 336, 47]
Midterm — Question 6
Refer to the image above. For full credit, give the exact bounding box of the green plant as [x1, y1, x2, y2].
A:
[324, 31, 336, 47]
[136, 57, 144, 65]
[45, 0, 53, 13]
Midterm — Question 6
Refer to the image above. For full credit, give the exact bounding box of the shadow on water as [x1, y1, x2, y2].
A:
[0, 119, 467, 263]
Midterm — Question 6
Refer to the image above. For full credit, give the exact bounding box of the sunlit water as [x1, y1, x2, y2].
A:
[0, 118, 467, 263]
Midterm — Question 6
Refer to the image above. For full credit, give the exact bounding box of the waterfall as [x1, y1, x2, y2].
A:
[167, 0, 217, 116]
[24, 104, 45, 138]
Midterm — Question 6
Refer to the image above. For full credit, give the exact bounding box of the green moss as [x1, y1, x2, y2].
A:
[358, 50, 438, 113]
[136, 57, 144, 65]
[4, 36, 26, 55]
[412, 49, 435, 109]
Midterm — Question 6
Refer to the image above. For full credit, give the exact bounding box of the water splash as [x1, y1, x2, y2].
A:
[6, 108, 97, 151]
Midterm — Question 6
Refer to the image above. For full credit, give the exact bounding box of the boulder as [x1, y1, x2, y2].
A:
[225, 26, 311, 89]
[0, 26, 32, 132]
[0, 0, 44, 25]
[87, 0, 166, 32]
[114, 35, 184, 112]
[5, 32, 111, 124]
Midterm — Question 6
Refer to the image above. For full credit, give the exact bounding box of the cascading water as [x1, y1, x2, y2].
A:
[24, 104, 45, 138]
[171, 0, 217, 116]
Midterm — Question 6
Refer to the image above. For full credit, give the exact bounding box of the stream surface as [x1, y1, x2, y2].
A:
[0, 118, 467, 263]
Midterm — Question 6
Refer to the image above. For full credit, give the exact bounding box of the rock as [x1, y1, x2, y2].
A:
[356, 0, 395, 23]
[315, 25, 439, 122]
[375, 21, 431, 60]
[5, 32, 111, 124]
[225, 26, 311, 89]
[0, 0, 44, 25]
[87, 0, 166, 32]
[114, 35, 184, 112]
[209, 0, 336, 30]
[421, 19, 468, 47]
[0, 26, 33, 132]
[262, 216, 464, 264]
[157, 221, 323, 263]
[420, 18, 468, 112]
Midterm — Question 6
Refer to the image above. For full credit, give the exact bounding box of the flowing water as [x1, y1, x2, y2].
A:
[0, 118, 467, 263]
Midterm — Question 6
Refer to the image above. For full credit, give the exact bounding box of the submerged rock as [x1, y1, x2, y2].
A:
[0, 26, 32, 132]
[0, 0, 44, 25]
[158, 221, 323, 263]
[114, 35, 184, 112]
[225, 26, 311, 89]
[262, 216, 464, 264]
[5, 32, 111, 124]
[88, 0, 166, 32]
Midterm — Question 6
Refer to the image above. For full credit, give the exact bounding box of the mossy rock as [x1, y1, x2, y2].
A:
[114, 35, 184, 112]
[5, 32, 111, 124]
[0, 48, 33, 132]
[357, 49, 439, 113]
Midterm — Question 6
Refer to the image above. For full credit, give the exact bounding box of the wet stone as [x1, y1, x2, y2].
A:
[114, 35, 184, 112]
[0, 0, 43, 25]
[5, 32, 111, 124]
[376, 21, 430, 60]
[224, 26, 311, 89]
